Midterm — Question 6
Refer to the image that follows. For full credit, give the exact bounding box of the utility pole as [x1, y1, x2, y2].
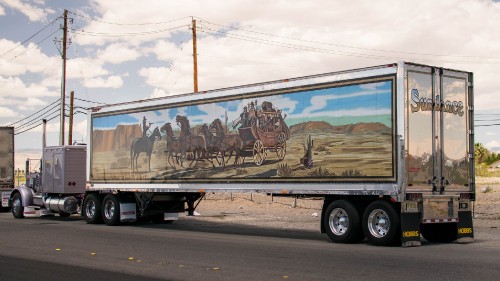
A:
[60, 9, 68, 145]
[68, 91, 74, 145]
[192, 18, 198, 92]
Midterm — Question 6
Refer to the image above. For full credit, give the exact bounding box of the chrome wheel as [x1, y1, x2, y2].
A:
[104, 199, 115, 220]
[85, 199, 96, 219]
[11, 193, 24, 218]
[367, 209, 390, 238]
[329, 208, 349, 236]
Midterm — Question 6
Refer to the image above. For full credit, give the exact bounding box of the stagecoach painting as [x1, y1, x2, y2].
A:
[232, 101, 290, 166]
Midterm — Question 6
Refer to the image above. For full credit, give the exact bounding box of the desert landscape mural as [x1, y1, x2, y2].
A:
[91, 77, 396, 183]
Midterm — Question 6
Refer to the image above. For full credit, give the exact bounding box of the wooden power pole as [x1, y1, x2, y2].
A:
[192, 18, 198, 92]
[68, 91, 74, 145]
[60, 9, 68, 145]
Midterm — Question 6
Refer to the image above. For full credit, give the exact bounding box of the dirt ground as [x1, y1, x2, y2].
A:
[191, 177, 500, 245]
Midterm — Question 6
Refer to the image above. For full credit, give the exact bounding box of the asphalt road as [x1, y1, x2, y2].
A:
[0, 212, 499, 281]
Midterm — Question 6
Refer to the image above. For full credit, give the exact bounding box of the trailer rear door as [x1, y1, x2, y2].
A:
[406, 65, 471, 193]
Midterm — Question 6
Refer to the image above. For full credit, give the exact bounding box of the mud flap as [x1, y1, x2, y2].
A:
[401, 200, 421, 247]
[120, 203, 137, 222]
[457, 210, 474, 243]
[401, 212, 421, 247]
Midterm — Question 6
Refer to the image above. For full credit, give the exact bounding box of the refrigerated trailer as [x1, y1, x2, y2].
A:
[0, 127, 14, 212]
[10, 62, 475, 246]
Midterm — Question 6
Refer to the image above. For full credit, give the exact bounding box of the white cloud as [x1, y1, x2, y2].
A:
[485, 140, 500, 150]
[84, 75, 123, 88]
[66, 57, 109, 79]
[2, 0, 54, 22]
[138, 67, 172, 91]
[0, 5, 5, 16]
[0, 40, 59, 76]
[0, 106, 16, 117]
[0, 75, 58, 98]
[151, 88, 167, 98]
[96, 43, 142, 64]
[302, 90, 390, 115]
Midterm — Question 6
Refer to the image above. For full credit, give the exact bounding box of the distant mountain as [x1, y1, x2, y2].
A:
[93, 124, 142, 152]
[289, 121, 391, 135]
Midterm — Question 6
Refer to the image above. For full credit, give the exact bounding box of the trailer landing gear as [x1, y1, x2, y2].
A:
[185, 193, 204, 216]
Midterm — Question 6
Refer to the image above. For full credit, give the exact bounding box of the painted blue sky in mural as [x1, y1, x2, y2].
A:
[93, 80, 392, 130]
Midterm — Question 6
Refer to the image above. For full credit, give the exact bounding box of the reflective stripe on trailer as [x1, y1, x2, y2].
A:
[422, 218, 459, 223]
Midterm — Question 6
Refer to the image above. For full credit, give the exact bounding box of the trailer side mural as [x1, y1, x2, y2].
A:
[91, 76, 396, 183]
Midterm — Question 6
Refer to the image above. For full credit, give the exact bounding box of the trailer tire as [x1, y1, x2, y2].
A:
[11, 192, 24, 219]
[102, 194, 120, 226]
[83, 194, 103, 224]
[420, 223, 458, 243]
[362, 201, 400, 246]
[324, 200, 363, 243]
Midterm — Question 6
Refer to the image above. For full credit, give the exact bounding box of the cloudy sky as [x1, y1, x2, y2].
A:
[93, 80, 392, 131]
[0, 0, 499, 153]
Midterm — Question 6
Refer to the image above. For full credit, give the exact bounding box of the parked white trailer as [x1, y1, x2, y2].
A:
[0, 127, 14, 212]
[11, 62, 475, 246]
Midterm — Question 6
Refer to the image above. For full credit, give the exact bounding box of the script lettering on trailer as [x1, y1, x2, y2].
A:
[410, 89, 464, 116]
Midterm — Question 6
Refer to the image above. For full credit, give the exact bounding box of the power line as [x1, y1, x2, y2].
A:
[195, 17, 500, 61]
[14, 109, 86, 136]
[14, 114, 60, 136]
[0, 14, 62, 59]
[72, 97, 107, 105]
[70, 24, 190, 38]
[0, 28, 61, 66]
[14, 107, 61, 131]
[69, 11, 190, 26]
[476, 124, 500, 127]
[197, 25, 500, 65]
[8, 98, 61, 126]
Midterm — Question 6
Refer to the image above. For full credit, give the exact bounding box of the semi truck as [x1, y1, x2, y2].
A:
[10, 62, 475, 246]
[0, 127, 14, 212]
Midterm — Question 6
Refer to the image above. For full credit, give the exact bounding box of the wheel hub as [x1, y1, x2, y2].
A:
[367, 209, 390, 238]
[329, 208, 349, 235]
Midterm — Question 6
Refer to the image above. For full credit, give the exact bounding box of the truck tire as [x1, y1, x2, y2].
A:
[324, 200, 364, 243]
[11, 192, 24, 219]
[83, 194, 103, 224]
[362, 201, 400, 246]
[420, 223, 458, 243]
[102, 194, 121, 226]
